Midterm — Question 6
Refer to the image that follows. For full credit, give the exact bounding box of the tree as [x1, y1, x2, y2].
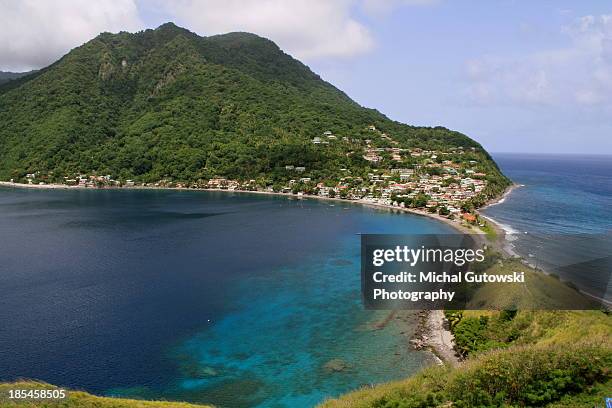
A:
[412, 193, 429, 208]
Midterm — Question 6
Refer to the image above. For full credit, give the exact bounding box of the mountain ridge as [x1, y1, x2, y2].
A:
[0, 70, 38, 86]
[0, 23, 508, 202]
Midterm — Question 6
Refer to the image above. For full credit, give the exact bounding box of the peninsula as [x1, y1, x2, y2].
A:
[0, 22, 510, 224]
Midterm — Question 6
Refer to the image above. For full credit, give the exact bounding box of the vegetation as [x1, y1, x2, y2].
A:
[7, 22, 589, 408]
[0, 70, 37, 85]
[0, 381, 211, 408]
[464, 257, 600, 310]
[0, 22, 509, 199]
[322, 250, 610, 408]
[320, 310, 611, 408]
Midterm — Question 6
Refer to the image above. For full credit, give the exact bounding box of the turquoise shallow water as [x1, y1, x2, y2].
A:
[153, 242, 426, 408]
[0, 188, 453, 407]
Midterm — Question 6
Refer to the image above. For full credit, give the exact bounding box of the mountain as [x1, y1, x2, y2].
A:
[0, 70, 37, 85]
[0, 22, 508, 198]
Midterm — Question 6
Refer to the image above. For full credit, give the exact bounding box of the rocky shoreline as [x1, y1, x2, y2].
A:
[409, 184, 520, 365]
[411, 310, 461, 366]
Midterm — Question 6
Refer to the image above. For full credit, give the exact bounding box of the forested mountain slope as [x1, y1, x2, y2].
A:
[0, 23, 508, 198]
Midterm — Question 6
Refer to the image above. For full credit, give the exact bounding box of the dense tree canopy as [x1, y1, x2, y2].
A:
[0, 23, 508, 193]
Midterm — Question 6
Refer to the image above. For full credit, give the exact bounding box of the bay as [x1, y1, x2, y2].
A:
[0, 188, 454, 407]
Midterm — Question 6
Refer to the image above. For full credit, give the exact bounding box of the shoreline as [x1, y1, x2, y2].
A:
[0, 180, 479, 235]
[478, 184, 611, 308]
[415, 183, 521, 365]
[0, 179, 506, 366]
[481, 182, 521, 210]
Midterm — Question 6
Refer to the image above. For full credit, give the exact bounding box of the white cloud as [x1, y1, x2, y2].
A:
[0, 0, 143, 71]
[156, 0, 374, 60]
[360, 0, 439, 16]
[465, 14, 612, 109]
[0, 0, 443, 70]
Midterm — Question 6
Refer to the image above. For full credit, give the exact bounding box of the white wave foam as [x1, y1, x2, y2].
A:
[499, 221, 520, 242]
[498, 221, 519, 235]
[487, 197, 505, 207]
[481, 214, 520, 241]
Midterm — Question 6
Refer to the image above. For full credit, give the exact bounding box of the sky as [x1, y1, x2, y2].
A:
[1, 0, 611, 154]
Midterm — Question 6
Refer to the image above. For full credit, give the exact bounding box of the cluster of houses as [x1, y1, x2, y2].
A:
[206, 178, 247, 190]
[374, 173, 487, 213]
[363, 145, 404, 163]
[312, 130, 345, 145]
[308, 170, 486, 213]
[310, 126, 478, 169]
[14, 125, 490, 223]
[64, 174, 122, 188]
[195, 161, 488, 220]
[22, 172, 124, 188]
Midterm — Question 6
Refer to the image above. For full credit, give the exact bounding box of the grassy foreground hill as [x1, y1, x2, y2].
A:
[0, 22, 508, 200]
[0, 381, 211, 408]
[322, 251, 611, 407]
[321, 310, 611, 408]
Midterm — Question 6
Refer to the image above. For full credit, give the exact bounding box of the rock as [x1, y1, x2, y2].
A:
[410, 338, 426, 350]
[183, 365, 218, 378]
[324, 358, 350, 372]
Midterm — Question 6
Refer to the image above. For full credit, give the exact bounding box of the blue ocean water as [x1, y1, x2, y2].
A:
[0, 188, 453, 407]
[483, 153, 612, 301]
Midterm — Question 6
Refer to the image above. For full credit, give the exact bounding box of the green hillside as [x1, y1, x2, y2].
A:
[323, 250, 612, 407]
[0, 70, 37, 85]
[0, 23, 508, 200]
[321, 310, 611, 408]
[0, 381, 211, 408]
